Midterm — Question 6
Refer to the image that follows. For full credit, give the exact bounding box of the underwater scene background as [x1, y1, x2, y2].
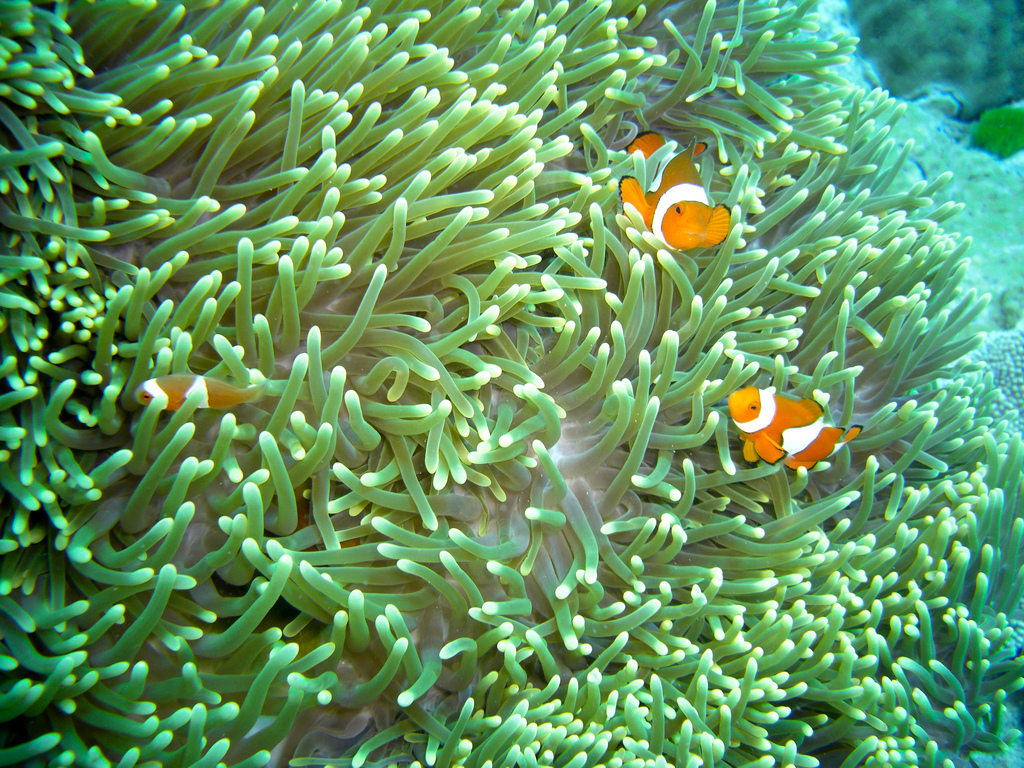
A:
[3, 0, 1024, 766]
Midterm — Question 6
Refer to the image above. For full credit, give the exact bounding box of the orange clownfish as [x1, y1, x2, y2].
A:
[619, 131, 731, 250]
[135, 374, 265, 411]
[728, 386, 862, 470]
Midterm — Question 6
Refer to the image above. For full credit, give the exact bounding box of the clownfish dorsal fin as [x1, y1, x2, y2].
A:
[627, 131, 667, 159]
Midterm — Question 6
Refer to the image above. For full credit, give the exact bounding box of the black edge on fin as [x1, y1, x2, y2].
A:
[618, 175, 639, 205]
[633, 129, 661, 142]
[627, 130, 665, 155]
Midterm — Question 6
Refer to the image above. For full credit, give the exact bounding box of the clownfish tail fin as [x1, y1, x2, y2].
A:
[702, 204, 731, 247]
[248, 381, 268, 400]
[627, 130, 666, 158]
[231, 380, 267, 406]
[691, 140, 709, 158]
[619, 176, 649, 220]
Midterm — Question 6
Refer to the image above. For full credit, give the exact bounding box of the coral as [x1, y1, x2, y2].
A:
[846, 0, 1024, 119]
[971, 326, 1024, 437]
[971, 104, 1024, 160]
[1, 0, 1022, 767]
[997, 287, 1024, 330]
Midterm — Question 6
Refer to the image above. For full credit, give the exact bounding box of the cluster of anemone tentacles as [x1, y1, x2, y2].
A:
[1, 1, 1023, 767]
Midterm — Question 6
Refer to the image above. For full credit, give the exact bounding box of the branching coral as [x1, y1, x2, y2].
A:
[1, 1, 1022, 767]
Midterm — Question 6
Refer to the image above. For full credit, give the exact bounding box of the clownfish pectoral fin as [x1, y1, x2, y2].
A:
[754, 433, 787, 464]
[842, 425, 863, 443]
[702, 204, 731, 247]
[627, 131, 667, 159]
[619, 176, 651, 223]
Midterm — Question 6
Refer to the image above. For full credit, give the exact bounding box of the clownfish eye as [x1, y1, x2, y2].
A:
[675, 205, 682, 214]
[749, 404, 757, 410]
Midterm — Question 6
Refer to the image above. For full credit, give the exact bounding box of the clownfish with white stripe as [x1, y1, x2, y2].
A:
[728, 386, 862, 470]
[135, 374, 265, 411]
[619, 131, 731, 250]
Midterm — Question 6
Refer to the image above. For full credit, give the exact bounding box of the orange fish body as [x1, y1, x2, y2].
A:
[728, 386, 862, 470]
[136, 374, 265, 411]
[619, 131, 730, 250]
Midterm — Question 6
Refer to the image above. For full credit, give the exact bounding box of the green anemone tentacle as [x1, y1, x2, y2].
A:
[1, 1, 1022, 767]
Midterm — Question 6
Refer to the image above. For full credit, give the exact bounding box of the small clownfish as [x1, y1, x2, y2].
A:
[135, 374, 265, 411]
[728, 386, 862, 470]
[619, 131, 731, 251]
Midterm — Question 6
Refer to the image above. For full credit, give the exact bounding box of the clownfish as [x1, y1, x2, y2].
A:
[728, 386, 862, 470]
[619, 131, 731, 250]
[135, 374, 265, 411]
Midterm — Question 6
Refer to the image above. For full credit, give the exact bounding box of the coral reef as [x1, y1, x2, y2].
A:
[971, 326, 1024, 438]
[846, 0, 1024, 119]
[864, 94, 1024, 334]
[996, 287, 1024, 331]
[1, 0, 1022, 767]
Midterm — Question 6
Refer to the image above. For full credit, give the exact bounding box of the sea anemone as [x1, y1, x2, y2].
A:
[1, 1, 1021, 767]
